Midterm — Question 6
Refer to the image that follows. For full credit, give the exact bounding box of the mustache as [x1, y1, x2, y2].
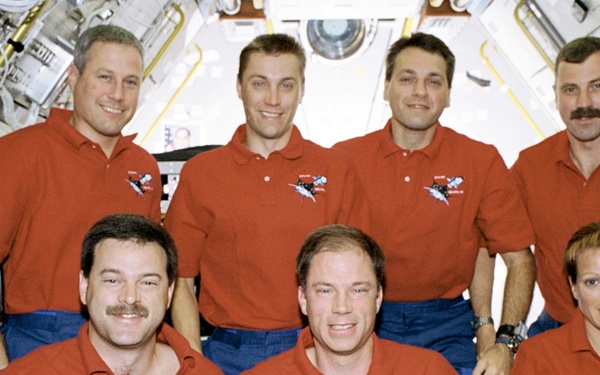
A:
[106, 304, 149, 317]
[570, 107, 600, 120]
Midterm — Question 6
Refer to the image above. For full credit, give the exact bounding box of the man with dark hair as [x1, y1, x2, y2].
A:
[334, 32, 536, 374]
[2, 214, 222, 374]
[0, 24, 161, 367]
[512, 221, 600, 372]
[511, 36, 600, 338]
[163, 33, 369, 374]
[245, 225, 457, 374]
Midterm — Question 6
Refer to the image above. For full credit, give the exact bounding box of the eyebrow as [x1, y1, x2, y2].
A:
[310, 281, 373, 288]
[248, 73, 298, 82]
[99, 269, 163, 279]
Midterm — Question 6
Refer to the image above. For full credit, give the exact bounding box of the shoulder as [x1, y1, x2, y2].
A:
[516, 131, 564, 163]
[333, 129, 384, 152]
[242, 348, 297, 374]
[2, 339, 82, 374]
[0, 123, 50, 149]
[441, 126, 499, 155]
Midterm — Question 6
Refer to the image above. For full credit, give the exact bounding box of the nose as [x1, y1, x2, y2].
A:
[108, 81, 124, 101]
[412, 79, 427, 97]
[332, 291, 352, 314]
[119, 283, 140, 305]
[265, 86, 281, 106]
[577, 88, 593, 108]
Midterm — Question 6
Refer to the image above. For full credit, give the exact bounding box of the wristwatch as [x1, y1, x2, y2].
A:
[471, 316, 494, 330]
[495, 321, 527, 355]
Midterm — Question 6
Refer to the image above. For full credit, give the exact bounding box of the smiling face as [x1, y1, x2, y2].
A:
[570, 247, 600, 338]
[555, 51, 600, 145]
[68, 41, 143, 148]
[384, 47, 450, 142]
[80, 238, 174, 352]
[236, 52, 305, 152]
[299, 247, 382, 359]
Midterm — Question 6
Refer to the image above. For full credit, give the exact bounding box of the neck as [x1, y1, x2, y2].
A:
[584, 319, 600, 356]
[90, 332, 175, 375]
[567, 133, 600, 179]
[307, 339, 373, 375]
[390, 121, 437, 151]
[69, 116, 119, 158]
[244, 134, 291, 158]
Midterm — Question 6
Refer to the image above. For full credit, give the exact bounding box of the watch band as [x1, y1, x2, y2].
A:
[496, 324, 515, 338]
[471, 316, 494, 330]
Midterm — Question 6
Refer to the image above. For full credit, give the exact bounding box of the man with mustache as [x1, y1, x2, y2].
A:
[511, 36, 600, 338]
[0, 25, 162, 367]
[1, 214, 223, 374]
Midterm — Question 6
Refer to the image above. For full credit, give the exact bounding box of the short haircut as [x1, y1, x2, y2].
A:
[238, 33, 306, 83]
[81, 213, 178, 285]
[296, 225, 386, 290]
[385, 32, 455, 88]
[555, 36, 600, 75]
[564, 221, 600, 283]
[73, 24, 144, 74]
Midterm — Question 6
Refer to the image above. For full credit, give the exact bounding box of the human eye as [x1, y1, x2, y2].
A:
[125, 78, 139, 87]
[429, 78, 442, 86]
[252, 80, 267, 88]
[562, 86, 578, 95]
[103, 278, 118, 284]
[584, 278, 599, 287]
[317, 288, 332, 296]
[592, 82, 600, 91]
[281, 81, 294, 90]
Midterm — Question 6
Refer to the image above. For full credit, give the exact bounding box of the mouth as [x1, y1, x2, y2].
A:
[102, 105, 124, 114]
[260, 111, 281, 118]
[330, 323, 355, 330]
[116, 313, 143, 319]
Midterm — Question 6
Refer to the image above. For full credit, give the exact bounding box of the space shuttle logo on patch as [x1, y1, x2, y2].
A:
[424, 176, 464, 205]
[289, 174, 327, 202]
[126, 172, 154, 198]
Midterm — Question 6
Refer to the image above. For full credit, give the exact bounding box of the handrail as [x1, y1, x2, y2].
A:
[480, 40, 546, 140]
[0, 1, 47, 68]
[513, 0, 554, 70]
[140, 44, 203, 147]
[143, 3, 185, 81]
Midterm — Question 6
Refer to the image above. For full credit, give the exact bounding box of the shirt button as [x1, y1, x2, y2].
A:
[264, 176, 270, 182]
[403, 152, 408, 157]
[404, 176, 410, 182]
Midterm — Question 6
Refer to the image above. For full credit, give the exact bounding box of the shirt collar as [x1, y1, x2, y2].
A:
[294, 327, 379, 374]
[379, 118, 444, 160]
[569, 309, 597, 354]
[79, 322, 197, 374]
[78, 322, 113, 375]
[229, 124, 304, 164]
[47, 107, 135, 156]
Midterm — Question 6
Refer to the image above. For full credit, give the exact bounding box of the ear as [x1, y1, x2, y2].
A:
[299, 82, 305, 104]
[569, 277, 579, 302]
[445, 88, 451, 108]
[375, 285, 383, 313]
[298, 286, 308, 316]
[66, 64, 79, 91]
[79, 271, 88, 306]
[236, 77, 243, 100]
[383, 80, 390, 102]
[166, 281, 175, 308]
